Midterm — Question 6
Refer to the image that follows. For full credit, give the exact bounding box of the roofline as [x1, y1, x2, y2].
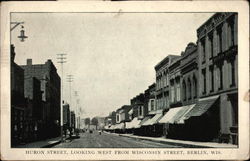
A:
[196, 13, 217, 32]
[154, 54, 180, 70]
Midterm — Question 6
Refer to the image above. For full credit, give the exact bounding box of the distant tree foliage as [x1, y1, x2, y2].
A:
[85, 118, 90, 125]
[91, 117, 98, 126]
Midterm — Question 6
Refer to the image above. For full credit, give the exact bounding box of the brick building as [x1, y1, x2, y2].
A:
[155, 55, 180, 113]
[21, 59, 61, 138]
[197, 12, 238, 144]
[23, 76, 43, 141]
[11, 45, 26, 146]
[180, 43, 198, 105]
[145, 83, 156, 115]
[130, 94, 145, 120]
[169, 57, 182, 108]
[115, 105, 132, 133]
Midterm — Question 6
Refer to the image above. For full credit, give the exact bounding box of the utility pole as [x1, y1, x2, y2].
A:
[74, 91, 80, 129]
[67, 74, 73, 135]
[57, 53, 67, 142]
[67, 75, 74, 105]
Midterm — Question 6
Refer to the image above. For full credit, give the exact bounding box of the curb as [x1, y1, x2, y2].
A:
[41, 140, 61, 148]
[118, 134, 209, 148]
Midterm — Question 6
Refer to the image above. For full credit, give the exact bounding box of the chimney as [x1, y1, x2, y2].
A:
[27, 59, 32, 65]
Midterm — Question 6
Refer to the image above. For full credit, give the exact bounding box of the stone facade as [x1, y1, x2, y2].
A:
[144, 83, 156, 115]
[169, 57, 182, 108]
[180, 43, 199, 106]
[155, 55, 180, 113]
[197, 12, 238, 144]
[130, 94, 145, 120]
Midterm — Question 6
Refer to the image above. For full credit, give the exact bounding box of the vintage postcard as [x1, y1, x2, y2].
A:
[0, 1, 249, 160]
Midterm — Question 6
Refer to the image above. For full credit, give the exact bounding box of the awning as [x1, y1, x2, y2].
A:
[142, 114, 163, 126]
[105, 124, 114, 130]
[126, 117, 141, 129]
[139, 116, 152, 126]
[128, 109, 133, 115]
[119, 109, 124, 114]
[114, 123, 125, 129]
[175, 104, 196, 123]
[159, 107, 183, 124]
[109, 125, 115, 130]
[183, 95, 219, 120]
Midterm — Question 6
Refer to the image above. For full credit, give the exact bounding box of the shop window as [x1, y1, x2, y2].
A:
[228, 94, 238, 126]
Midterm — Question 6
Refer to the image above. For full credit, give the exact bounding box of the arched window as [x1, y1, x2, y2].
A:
[193, 75, 197, 98]
[188, 78, 192, 100]
[182, 81, 186, 101]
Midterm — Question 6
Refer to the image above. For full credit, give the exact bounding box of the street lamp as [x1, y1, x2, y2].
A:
[18, 25, 28, 42]
[11, 22, 28, 42]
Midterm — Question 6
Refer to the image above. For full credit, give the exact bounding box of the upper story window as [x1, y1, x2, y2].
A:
[209, 66, 214, 92]
[176, 79, 181, 101]
[228, 16, 235, 47]
[116, 114, 119, 122]
[208, 32, 214, 59]
[217, 26, 223, 53]
[218, 64, 223, 90]
[187, 78, 192, 100]
[170, 80, 175, 103]
[139, 106, 144, 116]
[182, 81, 186, 101]
[193, 75, 197, 98]
[202, 68, 206, 95]
[201, 38, 206, 63]
[151, 99, 155, 111]
[166, 73, 169, 86]
[230, 59, 236, 87]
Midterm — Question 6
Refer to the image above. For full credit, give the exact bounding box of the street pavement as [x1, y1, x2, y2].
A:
[53, 131, 182, 148]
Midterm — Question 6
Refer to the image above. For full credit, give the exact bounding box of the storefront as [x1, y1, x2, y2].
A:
[140, 113, 163, 137]
[125, 117, 141, 134]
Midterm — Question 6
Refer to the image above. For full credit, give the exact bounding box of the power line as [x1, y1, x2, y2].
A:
[57, 53, 67, 142]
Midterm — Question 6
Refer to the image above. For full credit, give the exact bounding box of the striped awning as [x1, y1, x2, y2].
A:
[158, 104, 195, 124]
[183, 95, 219, 120]
[142, 114, 163, 126]
[126, 117, 141, 129]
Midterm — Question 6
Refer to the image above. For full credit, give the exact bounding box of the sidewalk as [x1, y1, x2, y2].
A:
[14, 137, 62, 148]
[106, 132, 237, 148]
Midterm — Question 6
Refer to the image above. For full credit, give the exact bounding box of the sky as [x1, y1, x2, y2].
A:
[11, 12, 214, 118]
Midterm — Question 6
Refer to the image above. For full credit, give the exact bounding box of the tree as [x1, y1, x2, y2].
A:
[84, 118, 90, 129]
[91, 117, 99, 130]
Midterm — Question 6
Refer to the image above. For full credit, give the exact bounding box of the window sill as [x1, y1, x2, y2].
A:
[230, 84, 236, 88]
